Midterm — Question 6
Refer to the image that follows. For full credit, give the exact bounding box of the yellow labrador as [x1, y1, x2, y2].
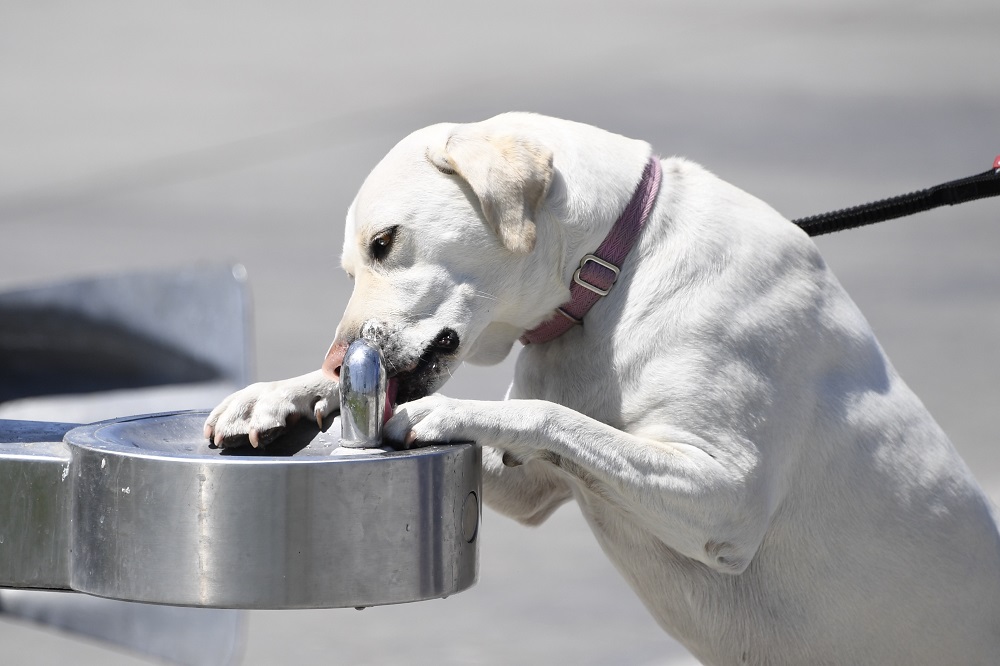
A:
[206, 113, 1000, 665]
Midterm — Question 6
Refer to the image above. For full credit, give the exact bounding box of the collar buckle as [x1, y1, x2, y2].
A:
[572, 254, 621, 297]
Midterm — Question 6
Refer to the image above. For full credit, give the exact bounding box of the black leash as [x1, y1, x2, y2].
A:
[792, 156, 1000, 237]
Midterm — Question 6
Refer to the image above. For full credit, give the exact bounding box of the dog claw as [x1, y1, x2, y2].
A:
[315, 409, 324, 430]
[249, 429, 260, 448]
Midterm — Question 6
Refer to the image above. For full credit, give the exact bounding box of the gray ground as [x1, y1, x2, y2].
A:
[1, 1, 998, 664]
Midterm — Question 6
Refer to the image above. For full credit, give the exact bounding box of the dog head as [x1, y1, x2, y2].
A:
[322, 115, 568, 404]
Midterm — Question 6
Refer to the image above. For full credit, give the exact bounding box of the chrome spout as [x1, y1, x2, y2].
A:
[338, 339, 388, 448]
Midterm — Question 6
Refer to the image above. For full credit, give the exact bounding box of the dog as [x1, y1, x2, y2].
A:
[204, 113, 1000, 665]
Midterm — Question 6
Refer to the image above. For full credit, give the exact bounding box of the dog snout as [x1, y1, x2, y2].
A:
[322, 340, 349, 380]
[323, 320, 396, 381]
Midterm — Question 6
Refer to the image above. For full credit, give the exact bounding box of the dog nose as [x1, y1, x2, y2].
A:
[322, 340, 349, 380]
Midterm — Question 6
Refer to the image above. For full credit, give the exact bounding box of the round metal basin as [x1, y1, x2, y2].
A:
[63, 411, 480, 609]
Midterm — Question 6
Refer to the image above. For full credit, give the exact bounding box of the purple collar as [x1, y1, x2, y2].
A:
[520, 157, 662, 345]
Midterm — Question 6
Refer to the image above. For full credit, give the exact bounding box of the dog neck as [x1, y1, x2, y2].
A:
[520, 157, 662, 345]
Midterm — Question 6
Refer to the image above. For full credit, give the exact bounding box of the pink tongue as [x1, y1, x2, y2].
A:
[384, 377, 399, 425]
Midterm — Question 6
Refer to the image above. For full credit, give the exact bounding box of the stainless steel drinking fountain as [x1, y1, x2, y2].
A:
[0, 339, 480, 610]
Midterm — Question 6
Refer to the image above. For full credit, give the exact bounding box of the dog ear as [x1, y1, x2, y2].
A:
[427, 130, 553, 254]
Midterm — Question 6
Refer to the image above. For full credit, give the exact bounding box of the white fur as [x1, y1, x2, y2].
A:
[206, 113, 1000, 665]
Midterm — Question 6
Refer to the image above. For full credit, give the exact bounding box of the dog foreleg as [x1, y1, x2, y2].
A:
[385, 395, 772, 574]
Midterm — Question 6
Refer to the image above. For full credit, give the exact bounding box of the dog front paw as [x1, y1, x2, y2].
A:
[203, 370, 339, 449]
[383, 395, 537, 460]
[383, 394, 471, 448]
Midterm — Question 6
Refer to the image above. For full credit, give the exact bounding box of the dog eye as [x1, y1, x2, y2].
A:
[370, 226, 398, 262]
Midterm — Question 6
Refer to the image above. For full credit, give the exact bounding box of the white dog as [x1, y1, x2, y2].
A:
[205, 113, 1000, 665]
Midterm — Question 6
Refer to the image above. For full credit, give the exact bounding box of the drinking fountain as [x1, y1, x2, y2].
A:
[0, 339, 480, 609]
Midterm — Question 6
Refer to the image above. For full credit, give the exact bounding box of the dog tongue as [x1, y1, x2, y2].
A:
[384, 377, 399, 425]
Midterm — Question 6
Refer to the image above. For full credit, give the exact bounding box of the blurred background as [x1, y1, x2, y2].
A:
[1, 1, 997, 664]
